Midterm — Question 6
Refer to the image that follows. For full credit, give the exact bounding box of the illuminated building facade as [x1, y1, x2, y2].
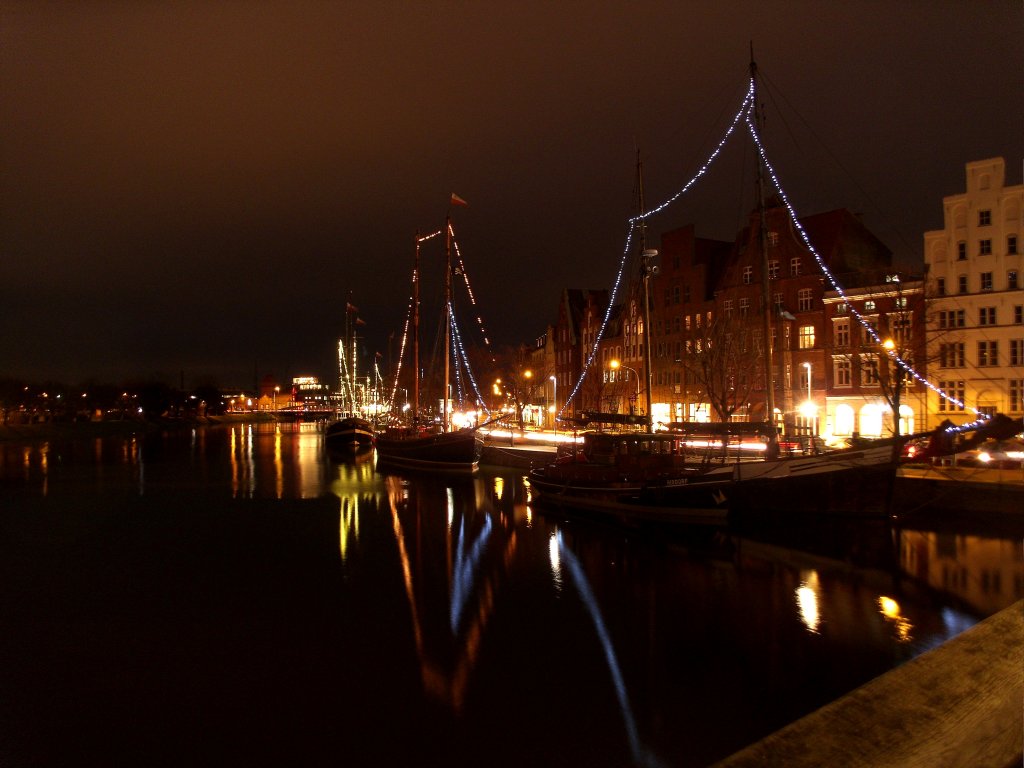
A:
[923, 157, 1024, 424]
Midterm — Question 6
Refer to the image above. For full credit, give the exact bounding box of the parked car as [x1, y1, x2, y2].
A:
[951, 439, 1024, 469]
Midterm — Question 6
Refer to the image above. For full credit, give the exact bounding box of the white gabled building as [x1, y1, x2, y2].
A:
[923, 157, 1023, 425]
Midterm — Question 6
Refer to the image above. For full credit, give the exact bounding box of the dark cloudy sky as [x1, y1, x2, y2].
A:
[2, 1, 1022, 387]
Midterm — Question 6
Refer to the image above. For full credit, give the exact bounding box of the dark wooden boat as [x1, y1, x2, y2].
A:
[376, 425, 483, 473]
[325, 416, 375, 450]
[527, 420, 909, 524]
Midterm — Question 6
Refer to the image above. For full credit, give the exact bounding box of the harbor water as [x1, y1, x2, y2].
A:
[1, 422, 1020, 767]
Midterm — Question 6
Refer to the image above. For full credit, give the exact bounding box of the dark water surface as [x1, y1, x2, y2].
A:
[1, 423, 1021, 767]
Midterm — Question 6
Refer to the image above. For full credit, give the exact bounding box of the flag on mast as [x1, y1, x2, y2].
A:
[450, 193, 468, 208]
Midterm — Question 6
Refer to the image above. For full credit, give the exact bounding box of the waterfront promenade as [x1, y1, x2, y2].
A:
[715, 600, 1023, 768]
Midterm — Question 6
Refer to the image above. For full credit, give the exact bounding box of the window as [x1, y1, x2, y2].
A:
[980, 271, 993, 291]
[892, 315, 912, 345]
[742, 265, 752, 284]
[684, 285, 691, 303]
[978, 340, 998, 367]
[1010, 235, 1019, 255]
[695, 312, 702, 329]
[834, 320, 850, 348]
[1011, 339, 1023, 367]
[1010, 380, 1024, 413]
[1016, 306, 1023, 325]
[957, 242, 966, 260]
[835, 302, 848, 315]
[723, 299, 733, 317]
[958, 274, 968, 293]
[739, 298, 750, 317]
[798, 288, 813, 311]
[980, 239, 992, 256]
[936, 278, 946, 296]
[768, 231, 779, 247]
[773, 292, 783, 310]
[861, 358, 879, 386]
[1009, 270, 1019, 290]
[864, 300, 876, 312]
[939, 342, 965, 368]
[834, 359, 851, 387]
[980, 307, 996, 325]
[768, 260, 779, 280]
[798, 325, 815, 349]
[979, 210, 991, 226]
[895, 296, 908, 309]
[790, 257, 801, 276]
[938, 380, 965, 412]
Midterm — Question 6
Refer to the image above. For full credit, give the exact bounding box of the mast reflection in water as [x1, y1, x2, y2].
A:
[1, 422, 1021, 768]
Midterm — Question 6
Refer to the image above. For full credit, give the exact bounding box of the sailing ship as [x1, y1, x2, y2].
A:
[325, 302, 375, 451]
[375, 203, 484, 473]
[528, 58, 920, 523]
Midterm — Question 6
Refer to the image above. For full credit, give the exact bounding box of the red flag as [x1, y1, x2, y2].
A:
[450, 193, 468, 208]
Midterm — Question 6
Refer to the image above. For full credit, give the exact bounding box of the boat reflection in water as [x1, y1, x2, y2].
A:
[2, 424, 1022, 767]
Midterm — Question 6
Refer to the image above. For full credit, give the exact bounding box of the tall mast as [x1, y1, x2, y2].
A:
[751, 54, 777, 428]
[413, 231, 421, 423]
[443, 216, 452, 432]
[637, 150, 655, 431]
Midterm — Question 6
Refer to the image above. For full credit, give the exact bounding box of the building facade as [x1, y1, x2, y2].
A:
[923, 157, 1024, 424]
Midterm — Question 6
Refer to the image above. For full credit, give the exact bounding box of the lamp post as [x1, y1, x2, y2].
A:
[803, 362, 811, 402]
[273, 385, 280, 411]
[609, 359, 640, 415]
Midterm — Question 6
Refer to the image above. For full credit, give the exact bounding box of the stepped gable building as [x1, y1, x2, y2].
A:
[646, 224, 731, 423]
[644, 202, 898, 436]
[552, 288, 609, 417]
[924, 157, 1023, 423]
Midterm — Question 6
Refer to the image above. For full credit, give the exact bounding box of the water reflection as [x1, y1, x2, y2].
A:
[384, 472, 518, 714]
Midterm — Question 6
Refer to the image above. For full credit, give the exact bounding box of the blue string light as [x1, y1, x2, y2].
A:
[558, 83, 756, 419]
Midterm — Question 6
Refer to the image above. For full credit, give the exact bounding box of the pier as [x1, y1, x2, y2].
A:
[714, 600, 1023, 768]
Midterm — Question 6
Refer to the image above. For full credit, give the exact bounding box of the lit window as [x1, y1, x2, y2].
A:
[798, 325, 815, 349]
[864, 300, 876, 312]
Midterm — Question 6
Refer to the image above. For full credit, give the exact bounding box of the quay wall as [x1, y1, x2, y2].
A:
[714, 600, 1024, 768]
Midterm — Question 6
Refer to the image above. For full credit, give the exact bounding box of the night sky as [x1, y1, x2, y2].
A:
[3, 1, 1022, 387]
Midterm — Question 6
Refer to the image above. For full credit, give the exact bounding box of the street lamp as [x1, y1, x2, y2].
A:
[609, 359, 640, 414]
[273, 385, 280, 411]
[803, 362, 811, 402]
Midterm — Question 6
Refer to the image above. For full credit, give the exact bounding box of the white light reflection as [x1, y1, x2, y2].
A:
[548, 532, 562, 594]
[796, 570, 821, 634]
[557, 531, 662, 767]
[447, 487, 454, 529]
[449, 513, 493, 634]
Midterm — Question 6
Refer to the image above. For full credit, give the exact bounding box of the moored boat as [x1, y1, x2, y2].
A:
[527, 419, 909, 524]
[325, 416, 375, 451]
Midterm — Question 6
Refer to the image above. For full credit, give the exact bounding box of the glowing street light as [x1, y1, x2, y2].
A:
[609, 359, 640, 413]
